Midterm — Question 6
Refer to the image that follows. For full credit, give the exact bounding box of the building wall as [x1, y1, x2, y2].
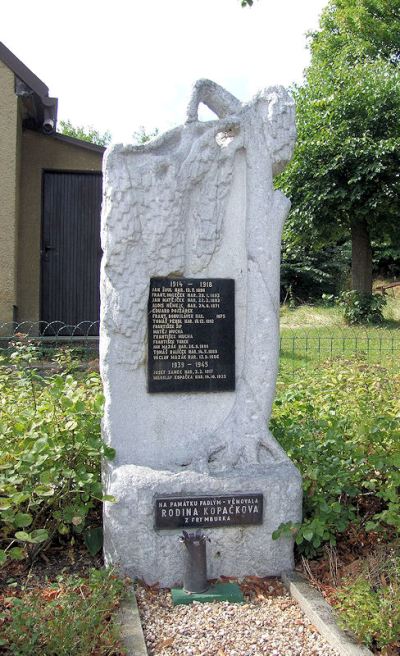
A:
[17, 130, 103, 322]
[0, 60, 19, 322]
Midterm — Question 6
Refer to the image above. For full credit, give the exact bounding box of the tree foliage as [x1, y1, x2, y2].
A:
[281, 59, 400, 242]
[132, 126, 159, 145]
[278, 0, 400, 295]
[281, 240, 350, 302]
[58, 120, 112, 147]
[310, 0, 400, 65]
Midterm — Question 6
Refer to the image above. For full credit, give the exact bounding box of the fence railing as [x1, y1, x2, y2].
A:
[280, 328, 400, 378]
[0, 321, 100, 359]
[0, 321, 99, 338]
[1, 322, 399, 377]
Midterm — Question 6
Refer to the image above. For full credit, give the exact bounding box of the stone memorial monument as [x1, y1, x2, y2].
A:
[101, 79, 302, 587]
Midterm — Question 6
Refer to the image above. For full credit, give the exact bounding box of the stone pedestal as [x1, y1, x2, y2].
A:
[104, 463, 302, 587]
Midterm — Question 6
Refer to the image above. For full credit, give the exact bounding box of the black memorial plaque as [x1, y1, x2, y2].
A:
[148, 278, 235, 393]
[155, 494, 263, 530]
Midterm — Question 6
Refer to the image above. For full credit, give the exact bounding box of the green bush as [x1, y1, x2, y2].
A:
[271, 358, 400, 556]
[337, 290, 387, 324]
[0, 568, 127, 655]
[0, 341, 113, 565]
[336, 556, 400, 650]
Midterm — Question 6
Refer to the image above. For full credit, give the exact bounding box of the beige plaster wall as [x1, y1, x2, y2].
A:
[18, 131, 103, 322]
[0, 60, 19, 322]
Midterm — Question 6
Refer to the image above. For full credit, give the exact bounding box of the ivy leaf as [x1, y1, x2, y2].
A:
[0, 498, 12, 510]
[84, 527, 103, 556]
[15, 529, 48, 544]
[8, 547, 25, 560]
[30, 529, 49, 544]
[303, 529, 314, 542]
[14, 513, 33, 528]
[14, 531, 31, 542]
[103, 446, 116, 460]
[35, 485, 55, 497]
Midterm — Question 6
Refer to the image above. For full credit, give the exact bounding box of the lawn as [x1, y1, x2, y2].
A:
[279, 289, 400, 381]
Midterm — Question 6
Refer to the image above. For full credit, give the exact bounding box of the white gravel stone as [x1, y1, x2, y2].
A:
[136, 581, 341, 656]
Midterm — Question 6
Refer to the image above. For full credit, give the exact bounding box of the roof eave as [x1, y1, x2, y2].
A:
[0, 41, 58, 133]
[51, 132, 106, 153]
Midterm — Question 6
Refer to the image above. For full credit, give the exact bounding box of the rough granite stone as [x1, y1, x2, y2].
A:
[101, 80, 301, 585]
[104, 463, 302, 587]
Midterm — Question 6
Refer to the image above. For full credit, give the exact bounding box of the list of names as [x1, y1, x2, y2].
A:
[147, 278, 235, 393]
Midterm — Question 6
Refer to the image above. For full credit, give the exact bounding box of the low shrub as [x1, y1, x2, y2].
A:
[336, 554, 400, 650]
[337, 290, 387, 324]
[271, 358, 400, 557]
[0, 568, 128, 656]
[0, 340, 113, 566]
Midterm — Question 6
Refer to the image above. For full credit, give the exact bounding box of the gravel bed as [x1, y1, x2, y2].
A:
[136, 578, 340, 656]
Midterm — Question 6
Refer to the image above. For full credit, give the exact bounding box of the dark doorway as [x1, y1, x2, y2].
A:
[41, 171, 102, 334]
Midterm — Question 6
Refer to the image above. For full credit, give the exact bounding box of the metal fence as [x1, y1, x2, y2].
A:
[280, 329, 400, 378]
[1, 322, 399, 376]
[0, 320, 100, 337]
[0, 321, 100, 359]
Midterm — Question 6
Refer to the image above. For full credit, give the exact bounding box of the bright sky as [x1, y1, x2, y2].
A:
[3, 0, 327, 143]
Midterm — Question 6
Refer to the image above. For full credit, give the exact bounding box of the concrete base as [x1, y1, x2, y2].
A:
[171, 582, 244, 605]
[118, 587, 148, 656]
[103, 462, 302, 587]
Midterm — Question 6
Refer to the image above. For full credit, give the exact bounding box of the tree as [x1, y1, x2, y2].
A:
[132, 126, 159, 145]
[310, 0, 400, 65]
[58, 120, 112, 147]
[278, 0, 400, 294]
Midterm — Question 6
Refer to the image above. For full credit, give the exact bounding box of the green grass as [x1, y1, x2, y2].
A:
[279, 295, 400, 381]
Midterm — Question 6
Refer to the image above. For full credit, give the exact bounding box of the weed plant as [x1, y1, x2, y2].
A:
[0, 568, 127, 655]
[336, 551, 400, 650]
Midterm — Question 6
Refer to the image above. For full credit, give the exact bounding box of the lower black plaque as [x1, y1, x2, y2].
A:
[155, 494, 263, 529]
[148, 277, 235, 393]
